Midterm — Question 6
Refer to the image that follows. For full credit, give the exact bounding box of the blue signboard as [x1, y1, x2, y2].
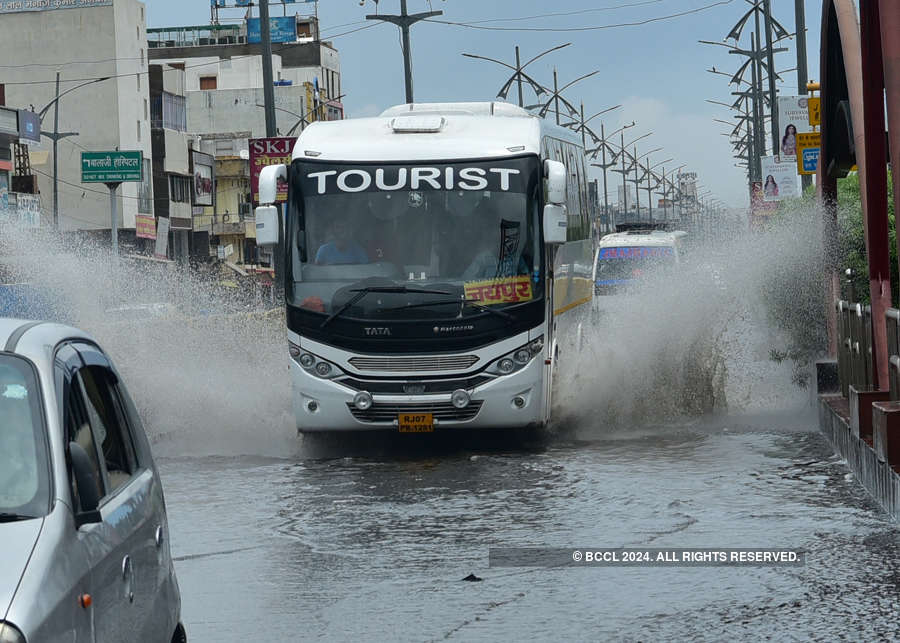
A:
[247, 16, 297, 44]
[802, 147, 820, 173]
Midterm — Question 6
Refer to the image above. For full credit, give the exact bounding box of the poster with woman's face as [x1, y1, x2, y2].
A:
[760, 155, 799, 202]
[777, 96, 813, 159]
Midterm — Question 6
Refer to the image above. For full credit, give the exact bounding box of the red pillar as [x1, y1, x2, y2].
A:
[881, 0, 900, 263]
[859, 1, 891, 391]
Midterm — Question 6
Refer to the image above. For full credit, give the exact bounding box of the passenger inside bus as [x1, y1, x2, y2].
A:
[315, 216, 369, 265]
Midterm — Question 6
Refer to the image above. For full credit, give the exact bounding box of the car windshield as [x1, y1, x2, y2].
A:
[288, 156, 543, 320]
[0, 355, 51, 519]
[595, 246, 677, 283]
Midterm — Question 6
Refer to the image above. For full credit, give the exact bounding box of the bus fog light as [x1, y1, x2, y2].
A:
[307, 400, 319, 413]
[315, 361, 332, 377]
[451, 389, 471, 409]
[498, 358, 515, 374]
[513, 349, 531, 364]
[299, 353, 315, 368]
[513, 396, 526, 409]
[353, 391, 373, 411]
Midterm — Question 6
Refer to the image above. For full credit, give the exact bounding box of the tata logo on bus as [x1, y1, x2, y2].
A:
[305, 166, 523, 195]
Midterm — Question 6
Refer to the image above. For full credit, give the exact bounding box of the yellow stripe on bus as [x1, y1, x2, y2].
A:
[553, 296, 592, 316]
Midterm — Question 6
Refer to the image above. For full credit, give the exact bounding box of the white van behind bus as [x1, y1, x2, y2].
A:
[592, 228, 687, 296]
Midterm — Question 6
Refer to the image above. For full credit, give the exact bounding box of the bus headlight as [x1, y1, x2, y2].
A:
[486, 336, 543, 376]
[292, 349, 341, 379]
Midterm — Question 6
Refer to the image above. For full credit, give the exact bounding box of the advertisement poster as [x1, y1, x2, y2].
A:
[155, 216, 170, 259]
[776, 96, 813, 158]
[247, 16, 297, 44]
[15, 194, 40, 228]
[135, 214, 157, 240]
[190, 149, 214, 207]
[249, 137, 296, 205]
[760, 155, 799, 202]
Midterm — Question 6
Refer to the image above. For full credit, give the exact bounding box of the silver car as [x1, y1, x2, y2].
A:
[0, 319, 184, 643]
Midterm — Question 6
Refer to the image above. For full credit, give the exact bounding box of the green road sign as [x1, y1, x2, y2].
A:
[81, 151, 143, 183]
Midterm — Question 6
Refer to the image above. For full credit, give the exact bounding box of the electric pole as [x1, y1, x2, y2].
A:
[366, 0, 442, 103]
[795, 0, 812, 190]
[258, 0, 277, 137]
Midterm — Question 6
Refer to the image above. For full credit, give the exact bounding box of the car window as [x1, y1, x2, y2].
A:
[0, 355, 51, 517]
[76, 367, 137, 495]
[65, 375, 105, 508]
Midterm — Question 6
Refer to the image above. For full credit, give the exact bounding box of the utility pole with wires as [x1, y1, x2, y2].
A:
[461, 43, 571, 108]
[365, 0, 442, 104]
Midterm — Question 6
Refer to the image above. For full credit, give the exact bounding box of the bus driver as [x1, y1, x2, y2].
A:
[315, 217, 369, 265]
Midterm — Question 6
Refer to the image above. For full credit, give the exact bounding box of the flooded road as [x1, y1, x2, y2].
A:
[160, 412, 900, 641]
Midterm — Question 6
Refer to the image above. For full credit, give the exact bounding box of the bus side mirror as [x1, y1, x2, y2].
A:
[544, 159, 567, 205]
[255, 206, 279, 247]
[543, 204, 567, 245]
[259, 164, 287, 205]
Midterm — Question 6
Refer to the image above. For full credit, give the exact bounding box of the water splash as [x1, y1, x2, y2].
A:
[1, 205, 826, 453]
[0, 228, 297, 458]
[553, 206, 826, 435]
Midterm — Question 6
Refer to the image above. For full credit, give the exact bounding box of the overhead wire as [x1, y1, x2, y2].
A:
[425, 0, 734, 32]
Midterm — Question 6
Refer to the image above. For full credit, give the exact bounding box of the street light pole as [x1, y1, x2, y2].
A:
[366, 0, 442, 104]
[37, 73, 110, 229]
[53, 72, 60, 229]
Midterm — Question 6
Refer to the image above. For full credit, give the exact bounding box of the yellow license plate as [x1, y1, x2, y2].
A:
[398, 413, 434, 433]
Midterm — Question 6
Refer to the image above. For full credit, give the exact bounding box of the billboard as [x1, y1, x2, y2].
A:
[190, 149, 215, 207]
[796, 132, 821, 175]
[0, 0, 112, 13]
[776, 96, 813, 158]
[135, 215, 157, 240]
[17, 110, 40, 145]
[249, 136, 296, 205]
[247, 17, 297, 44]
[760, 155, 799, 202]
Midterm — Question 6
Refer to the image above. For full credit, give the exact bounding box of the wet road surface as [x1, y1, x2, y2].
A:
[159, 412, 900, 641]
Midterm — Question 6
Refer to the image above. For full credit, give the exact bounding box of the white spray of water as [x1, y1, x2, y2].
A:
[553, 206, 825, 435]
[1, 206, 825, 453]
[1, 229, 296, 458]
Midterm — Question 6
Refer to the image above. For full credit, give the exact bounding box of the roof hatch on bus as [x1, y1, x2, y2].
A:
[390, 116, 445, 133]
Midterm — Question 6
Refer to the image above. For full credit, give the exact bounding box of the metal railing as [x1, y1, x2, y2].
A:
[887, 308, 900, 400]
[836, 300, 874, 396]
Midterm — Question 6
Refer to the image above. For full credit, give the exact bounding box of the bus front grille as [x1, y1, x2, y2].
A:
[347, 401, 484, 423]
[348, 355, 479, 373]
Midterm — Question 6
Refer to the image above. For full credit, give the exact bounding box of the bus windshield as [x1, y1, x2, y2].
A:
[594, 246, 676, 284]
[288, 156, 543, 321]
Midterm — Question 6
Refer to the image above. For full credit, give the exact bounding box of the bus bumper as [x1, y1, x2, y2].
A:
[291, 356, 545, 433]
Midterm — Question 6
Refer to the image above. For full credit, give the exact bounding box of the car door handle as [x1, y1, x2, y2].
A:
[122, 555, 135, 603]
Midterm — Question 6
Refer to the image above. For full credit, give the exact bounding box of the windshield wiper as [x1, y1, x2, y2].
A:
[0, 512, 39, 523]
[320, 286, 451, 329]
[380, 298, 516, 322]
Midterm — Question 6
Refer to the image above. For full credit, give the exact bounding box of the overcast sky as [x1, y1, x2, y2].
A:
[147, 0, 824, 208]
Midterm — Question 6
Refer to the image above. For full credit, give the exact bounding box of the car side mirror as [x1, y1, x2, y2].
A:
[69, 441, 102, 527]
[255, 205, 280, 247]
[544, 159, 567, 205]
[543, 203, 567, 245]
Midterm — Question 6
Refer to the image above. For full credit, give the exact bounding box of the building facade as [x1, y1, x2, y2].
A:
[0, 0, 152, 234]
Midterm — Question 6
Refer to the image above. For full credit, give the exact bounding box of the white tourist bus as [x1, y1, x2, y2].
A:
[255, 102, 593, 433]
